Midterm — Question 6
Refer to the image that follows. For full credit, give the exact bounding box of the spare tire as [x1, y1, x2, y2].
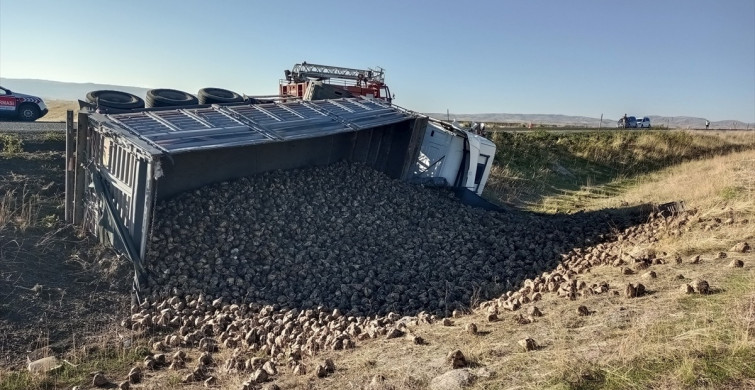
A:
[197, 88, 244, 105]
[145, 89, 198, 108]
[86, 90, 145, 110]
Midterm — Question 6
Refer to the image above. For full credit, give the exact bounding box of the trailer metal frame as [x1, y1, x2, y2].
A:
[65, 98, 427, 289]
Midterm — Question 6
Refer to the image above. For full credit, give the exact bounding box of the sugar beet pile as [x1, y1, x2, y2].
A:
[145, 162, 633, 316]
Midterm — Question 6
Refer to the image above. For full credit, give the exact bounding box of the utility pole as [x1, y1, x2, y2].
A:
[599, 113, 603, 129]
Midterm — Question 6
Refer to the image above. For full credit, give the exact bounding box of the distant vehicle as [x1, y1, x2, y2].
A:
[637, 117, 651, 128]
[0, 86, 48, 121]
[617, 116, 637, 128]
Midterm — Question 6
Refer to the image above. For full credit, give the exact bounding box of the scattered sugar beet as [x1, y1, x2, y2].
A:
[127, 162, 684, 368]
[145, 162, 644, 317]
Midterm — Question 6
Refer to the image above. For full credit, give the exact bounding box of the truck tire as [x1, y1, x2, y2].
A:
[86, 90, 145, 110]
[18, 103, 40, 121]
[145, 89, 199, 108]
[197, 88, 244, 105]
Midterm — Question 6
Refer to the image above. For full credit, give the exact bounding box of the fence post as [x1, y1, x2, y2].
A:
[73, 112, 88, 225]
[64, 110, 75, 222]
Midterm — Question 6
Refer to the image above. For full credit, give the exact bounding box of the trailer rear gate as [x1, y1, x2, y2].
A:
[66, 98, 427, 288]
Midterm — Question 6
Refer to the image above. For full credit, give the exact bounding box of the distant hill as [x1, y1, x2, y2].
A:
[428, 113, 754, 130]
[645, 115, 752, 130]
[0, 78, 150, 102]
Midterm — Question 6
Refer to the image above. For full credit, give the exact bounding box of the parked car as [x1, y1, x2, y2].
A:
[617, 116, 637, 128]
[637, 116, 651, 128]
[0, 86, 48, 121]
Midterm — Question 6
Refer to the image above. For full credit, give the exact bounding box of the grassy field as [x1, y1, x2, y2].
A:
[37, 100, 79, 122]
[484, 130, 755, 209]
[0, 130, 753, 389]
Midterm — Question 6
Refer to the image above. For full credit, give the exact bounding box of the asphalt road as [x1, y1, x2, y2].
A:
[0, 121, 68, 132]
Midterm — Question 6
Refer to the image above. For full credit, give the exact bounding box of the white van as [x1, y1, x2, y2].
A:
[637, 117, 651, 128]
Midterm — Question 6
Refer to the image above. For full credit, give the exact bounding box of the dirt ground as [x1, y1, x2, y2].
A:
[0, 132, 131, 369]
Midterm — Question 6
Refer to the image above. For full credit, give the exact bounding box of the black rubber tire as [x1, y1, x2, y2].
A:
[18, 103, 40, 121]
[86, 90, 145, 110]
[197, 88, 244, 105]
[145, 89, 198, 108]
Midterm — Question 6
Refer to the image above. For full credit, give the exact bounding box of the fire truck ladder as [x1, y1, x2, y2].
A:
[287, 62, 385, 84]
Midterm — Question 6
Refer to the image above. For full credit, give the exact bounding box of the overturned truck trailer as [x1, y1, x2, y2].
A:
[66, 98, 426, 286]
[65, 97, 496, 290]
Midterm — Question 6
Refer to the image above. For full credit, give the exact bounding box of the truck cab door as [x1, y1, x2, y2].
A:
[461, 131, 496, 195]
[382, 86, 392, 104]
[0, 88, 17, 117]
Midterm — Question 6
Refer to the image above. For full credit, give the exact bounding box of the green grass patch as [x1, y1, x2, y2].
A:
[719, 186, 745, 201]
[0, 134, 24, 156]
[165, 372, 184, 386]
[40, 132, 65, 142]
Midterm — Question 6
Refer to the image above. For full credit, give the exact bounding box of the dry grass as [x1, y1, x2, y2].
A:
[539, 148, 755, 256]
[0, 186, 41, 233]
[485, 130, 755, 207]
[38, 100, 78, 122]
[0, 328, 148, 390]
[547, 143, 754, 209]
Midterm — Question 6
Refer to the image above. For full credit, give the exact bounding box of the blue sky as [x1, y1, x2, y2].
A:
[1, 0, 753, 122]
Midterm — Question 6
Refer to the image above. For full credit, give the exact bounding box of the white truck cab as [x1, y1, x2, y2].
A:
[412, 120, 496, 195]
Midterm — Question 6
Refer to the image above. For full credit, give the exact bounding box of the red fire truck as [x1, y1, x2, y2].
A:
[279, 62, 392, 103]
